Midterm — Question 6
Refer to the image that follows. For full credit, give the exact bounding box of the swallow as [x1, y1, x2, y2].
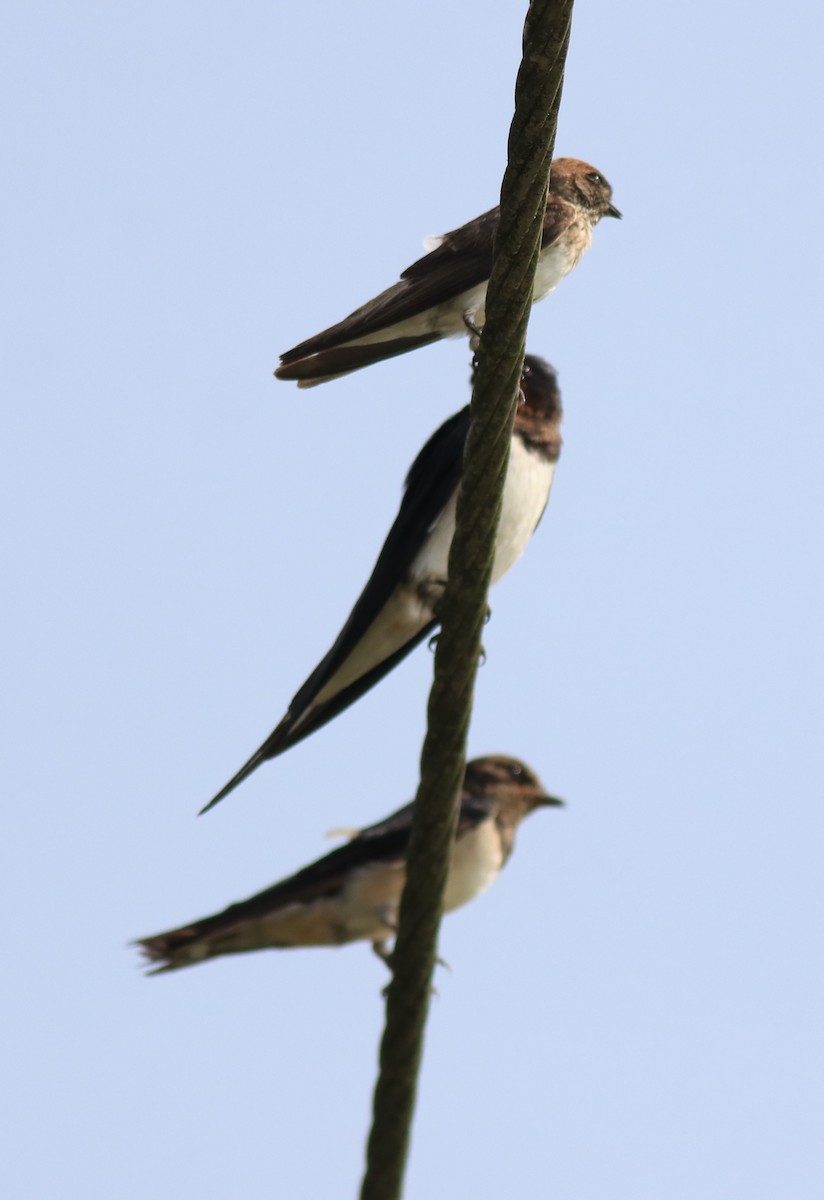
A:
[202, 354, 562, 813]
[140, 756, 562, 973]
[274, 158, 620, 387]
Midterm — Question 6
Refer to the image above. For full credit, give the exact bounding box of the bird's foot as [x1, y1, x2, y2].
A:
[463, 313, 483, 340]
[374, 938, 451, 998]
[476, 606, 491, 666]
[372, 939, 394, 969]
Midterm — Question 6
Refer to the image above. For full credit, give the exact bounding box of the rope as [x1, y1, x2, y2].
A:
[359, 5, 574, 1196]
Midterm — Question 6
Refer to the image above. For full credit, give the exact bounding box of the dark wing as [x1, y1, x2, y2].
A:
[399, 205, 499, 283]
[142, 791, 495, 965]
[208, 803, 421, 922]
[137, 804, 416, 965]
[286, 404, 471, 711]
[401, 193, 573, 276]
[278, 207, 500, 362]
[199, 408, 471, 813]
[275, 333, 441, 387]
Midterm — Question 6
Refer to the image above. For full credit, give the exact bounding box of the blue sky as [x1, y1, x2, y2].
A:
[3, 3, 823, 1197]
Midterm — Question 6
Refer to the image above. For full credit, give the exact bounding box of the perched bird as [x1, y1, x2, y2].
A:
[202, 355, 562, 813]
[139, 755, 562, 973]
[275, 157, 620, 387]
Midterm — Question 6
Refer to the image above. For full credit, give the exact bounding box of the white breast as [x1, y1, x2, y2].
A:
[531, 221, 592, 301]
[442, 818, 505, 912]
[491, 438, 555, 581]
[409, 437, 554, 589]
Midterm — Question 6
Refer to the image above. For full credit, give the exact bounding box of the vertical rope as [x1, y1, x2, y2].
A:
[359, 4, 574, 1197]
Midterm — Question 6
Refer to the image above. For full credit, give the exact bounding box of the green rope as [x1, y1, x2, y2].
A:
[359, 3, 575, 1197]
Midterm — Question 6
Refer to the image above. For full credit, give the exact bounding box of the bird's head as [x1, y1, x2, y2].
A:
[465, 755, 563, 822]
[549, 158, 622, 222]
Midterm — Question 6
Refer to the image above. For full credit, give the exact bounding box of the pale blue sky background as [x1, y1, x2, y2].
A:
[3, 2, 823, 1197]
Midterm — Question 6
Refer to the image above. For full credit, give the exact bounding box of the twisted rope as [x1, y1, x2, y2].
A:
[360, 5, 574, 1196]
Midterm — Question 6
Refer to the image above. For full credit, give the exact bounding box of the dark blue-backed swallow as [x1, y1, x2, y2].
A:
[139, 756, 562, 972]
[201, 355, 562, 814]
[274, 157, 620, 387]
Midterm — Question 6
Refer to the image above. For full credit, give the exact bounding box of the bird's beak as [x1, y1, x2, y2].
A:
[537, 793, 565, 808]
[606, 203, 622, 219]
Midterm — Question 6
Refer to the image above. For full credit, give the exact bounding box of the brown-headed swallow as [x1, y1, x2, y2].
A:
[202, 355, 562, 813]
[275, 158, 620, 387]
[139, 756, 562, 972]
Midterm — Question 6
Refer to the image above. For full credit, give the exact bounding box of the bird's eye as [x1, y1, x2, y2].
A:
[508, 763, 523, 779]
[586, 172, 602, 184]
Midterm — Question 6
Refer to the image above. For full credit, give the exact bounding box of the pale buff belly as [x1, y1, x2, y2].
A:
[442, 819, 505, 912]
